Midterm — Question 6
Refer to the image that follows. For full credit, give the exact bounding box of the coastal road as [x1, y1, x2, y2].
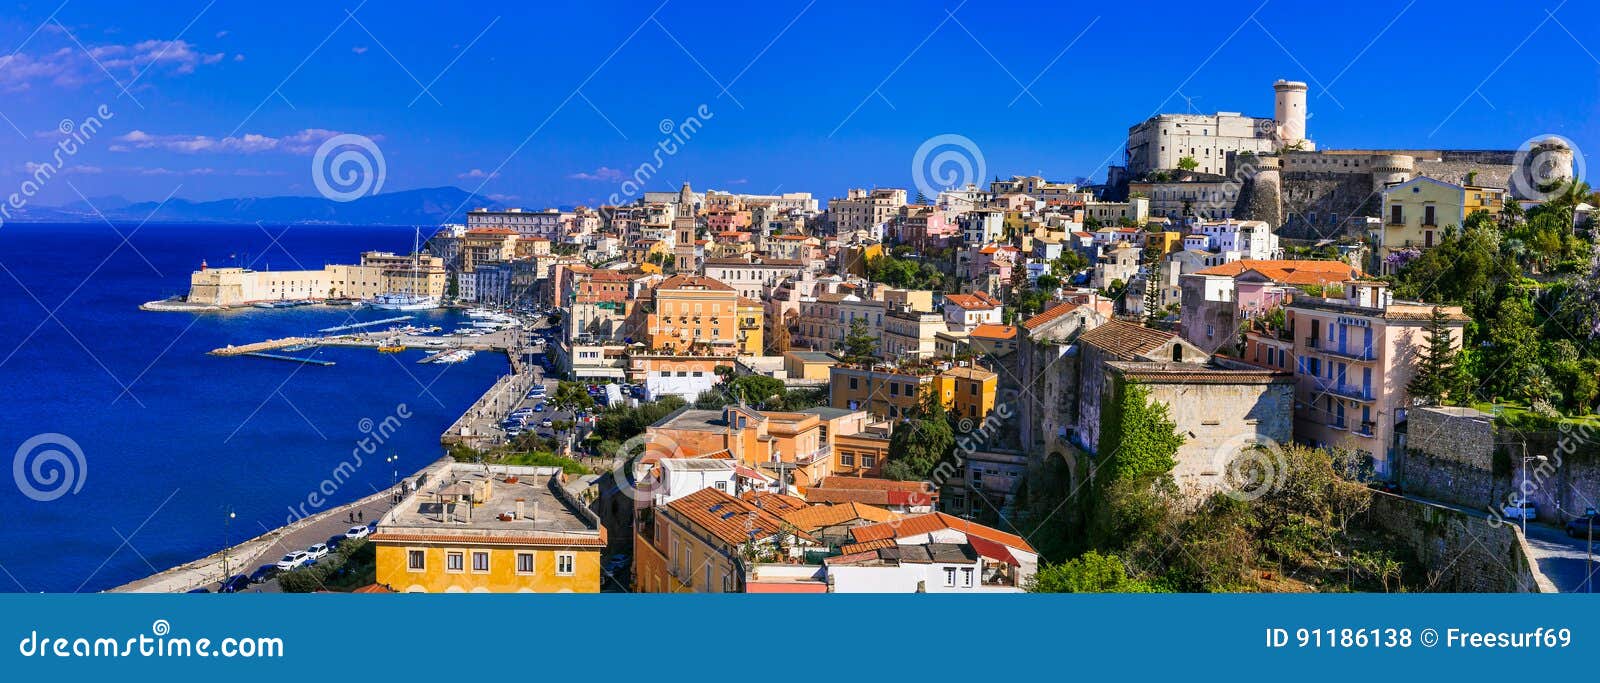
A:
[208, 490, 400, 593]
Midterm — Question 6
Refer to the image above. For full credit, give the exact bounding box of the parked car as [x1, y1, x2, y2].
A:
[1565, 514, 1600, 538]
[305, 543, 330, 560]
[248, 565, 279, 584]
[325, 535, 345, 551]
[1502, 501, 1537, 520]
[346, 525, 371, 539]
[219, 574, 251, 593]
[186, 587, 212, 594]
[276, 551, 310, 571]
[533, 403, 546, 412]
[540, 419, 553, 428]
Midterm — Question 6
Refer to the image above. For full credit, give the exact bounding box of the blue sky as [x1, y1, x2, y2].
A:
[1, 0, 1596, 208]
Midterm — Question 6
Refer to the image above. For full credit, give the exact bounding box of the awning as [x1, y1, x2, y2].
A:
[965, 534, 1019, 566]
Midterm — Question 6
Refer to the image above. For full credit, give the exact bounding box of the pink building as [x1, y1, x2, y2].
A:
[1282, 281, 1468, 477]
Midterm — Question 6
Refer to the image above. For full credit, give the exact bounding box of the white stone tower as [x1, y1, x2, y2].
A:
[1273, 80, 1308, 149]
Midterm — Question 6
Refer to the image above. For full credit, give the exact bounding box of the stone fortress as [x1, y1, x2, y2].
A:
[1116, 79, 1576, 241]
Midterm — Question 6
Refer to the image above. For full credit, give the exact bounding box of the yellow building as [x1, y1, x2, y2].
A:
[461, 228, 518, 273]
[942, 365, 998, 420]
[737, 297, 764, 355]
[371, 463, 605, 593]
[784, 351, 838, 382]
[828, 364, 998, 421]
[1379, 177, 1505, 274]
[645, 274, 740, 353]
[1143, 230, 1184, 258]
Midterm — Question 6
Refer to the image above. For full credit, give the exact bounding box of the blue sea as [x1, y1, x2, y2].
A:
[0, 222, 506, 592]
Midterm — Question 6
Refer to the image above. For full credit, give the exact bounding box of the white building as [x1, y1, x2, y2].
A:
[649, 458, 736, 508]
[1123, 80, 1313, 176]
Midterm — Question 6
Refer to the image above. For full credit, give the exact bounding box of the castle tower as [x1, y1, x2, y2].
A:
[1273, 80, 1308, 148]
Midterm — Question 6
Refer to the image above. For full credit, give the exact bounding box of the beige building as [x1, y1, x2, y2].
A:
[829, 188, 907, 235]
[186, 251, 445, 306]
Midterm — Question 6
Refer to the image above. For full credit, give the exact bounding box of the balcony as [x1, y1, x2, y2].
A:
[1318, 345, 1376, 361]
[1304, 336, 1319, 349]
[1353, 421, 1377, 438]
[1313, 379, 1374, 402]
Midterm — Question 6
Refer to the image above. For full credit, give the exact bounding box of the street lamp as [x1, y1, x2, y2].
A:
[386, 453, 400, 489]
[1521, 453, 1548, 536]
[222, 508, 236, 581]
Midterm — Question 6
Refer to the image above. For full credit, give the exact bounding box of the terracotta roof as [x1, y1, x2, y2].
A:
[779, 502, 898, 532]
[968, 323, 1017, 340]
[352, 583, 395, 593]
[1076, 319, 1173, 359]
[806, 477, 937, 507]
[837, 538, 898, 555]
[1193, 259, 1362, 286]
[658, 274, 735, 291]
[943, 292, 1002, 310]
[1021, 302, 1087, 331]
[848, 512, 1035, 553]
[667, 487, 809, 547]
[739, 490, 808, 513]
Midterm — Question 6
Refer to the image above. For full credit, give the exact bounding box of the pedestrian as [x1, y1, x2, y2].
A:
[348, 511, 354, 523]
[358, 510, 364, 522]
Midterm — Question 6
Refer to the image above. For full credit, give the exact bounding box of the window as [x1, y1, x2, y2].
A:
[944, 567, 957, 587]
[961, 567, 974, 587]
[557, 552, 575, 576]
[840, 451, 856, 467]
[516, 552, 535, 574]
[862, 455, 876, 468]
[446, 551, 465, 573]
[407, 549, 425, 572]
[471, 551, 490, 573]
[714, 480, 728, 491]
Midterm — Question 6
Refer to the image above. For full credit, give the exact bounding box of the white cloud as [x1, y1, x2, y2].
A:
[568, 166, 624, 182]
[458, 168, 499, 180]
[0, 38, 226, 90]
[112, 128, 349, 155]
[352, 46, 369, 55]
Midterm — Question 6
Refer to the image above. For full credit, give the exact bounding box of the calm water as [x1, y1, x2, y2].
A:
[0, 223, 506, 592]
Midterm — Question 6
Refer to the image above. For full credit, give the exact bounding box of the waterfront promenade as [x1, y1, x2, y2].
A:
[110, 481, 407, 593]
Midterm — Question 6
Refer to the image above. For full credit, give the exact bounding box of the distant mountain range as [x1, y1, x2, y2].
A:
[10, 187, 504, 226]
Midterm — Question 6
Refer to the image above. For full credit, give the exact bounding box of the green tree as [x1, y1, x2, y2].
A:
[1026, 551, 1158, 593]
[1141, 260, 1163, 328]
[726, 374, 786, 406]
[1177, 156, 1199, 171]
[1096, 380, 1184, 485]
[1406, 306, 1470, 406]
[551, 381, 596, 412]
[882, 391, 954, 481]
[836, 318, 879, 365]
[1480, 297, 1540, 402]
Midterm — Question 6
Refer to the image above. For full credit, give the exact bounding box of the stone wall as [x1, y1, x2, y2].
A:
[1277, 172, 1382, 240]
[1401, 406, 1600, 522]
[1363, 492, 1549, 592]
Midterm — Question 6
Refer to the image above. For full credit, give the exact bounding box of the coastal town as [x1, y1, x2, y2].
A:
[151, 79, 1599, 595]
